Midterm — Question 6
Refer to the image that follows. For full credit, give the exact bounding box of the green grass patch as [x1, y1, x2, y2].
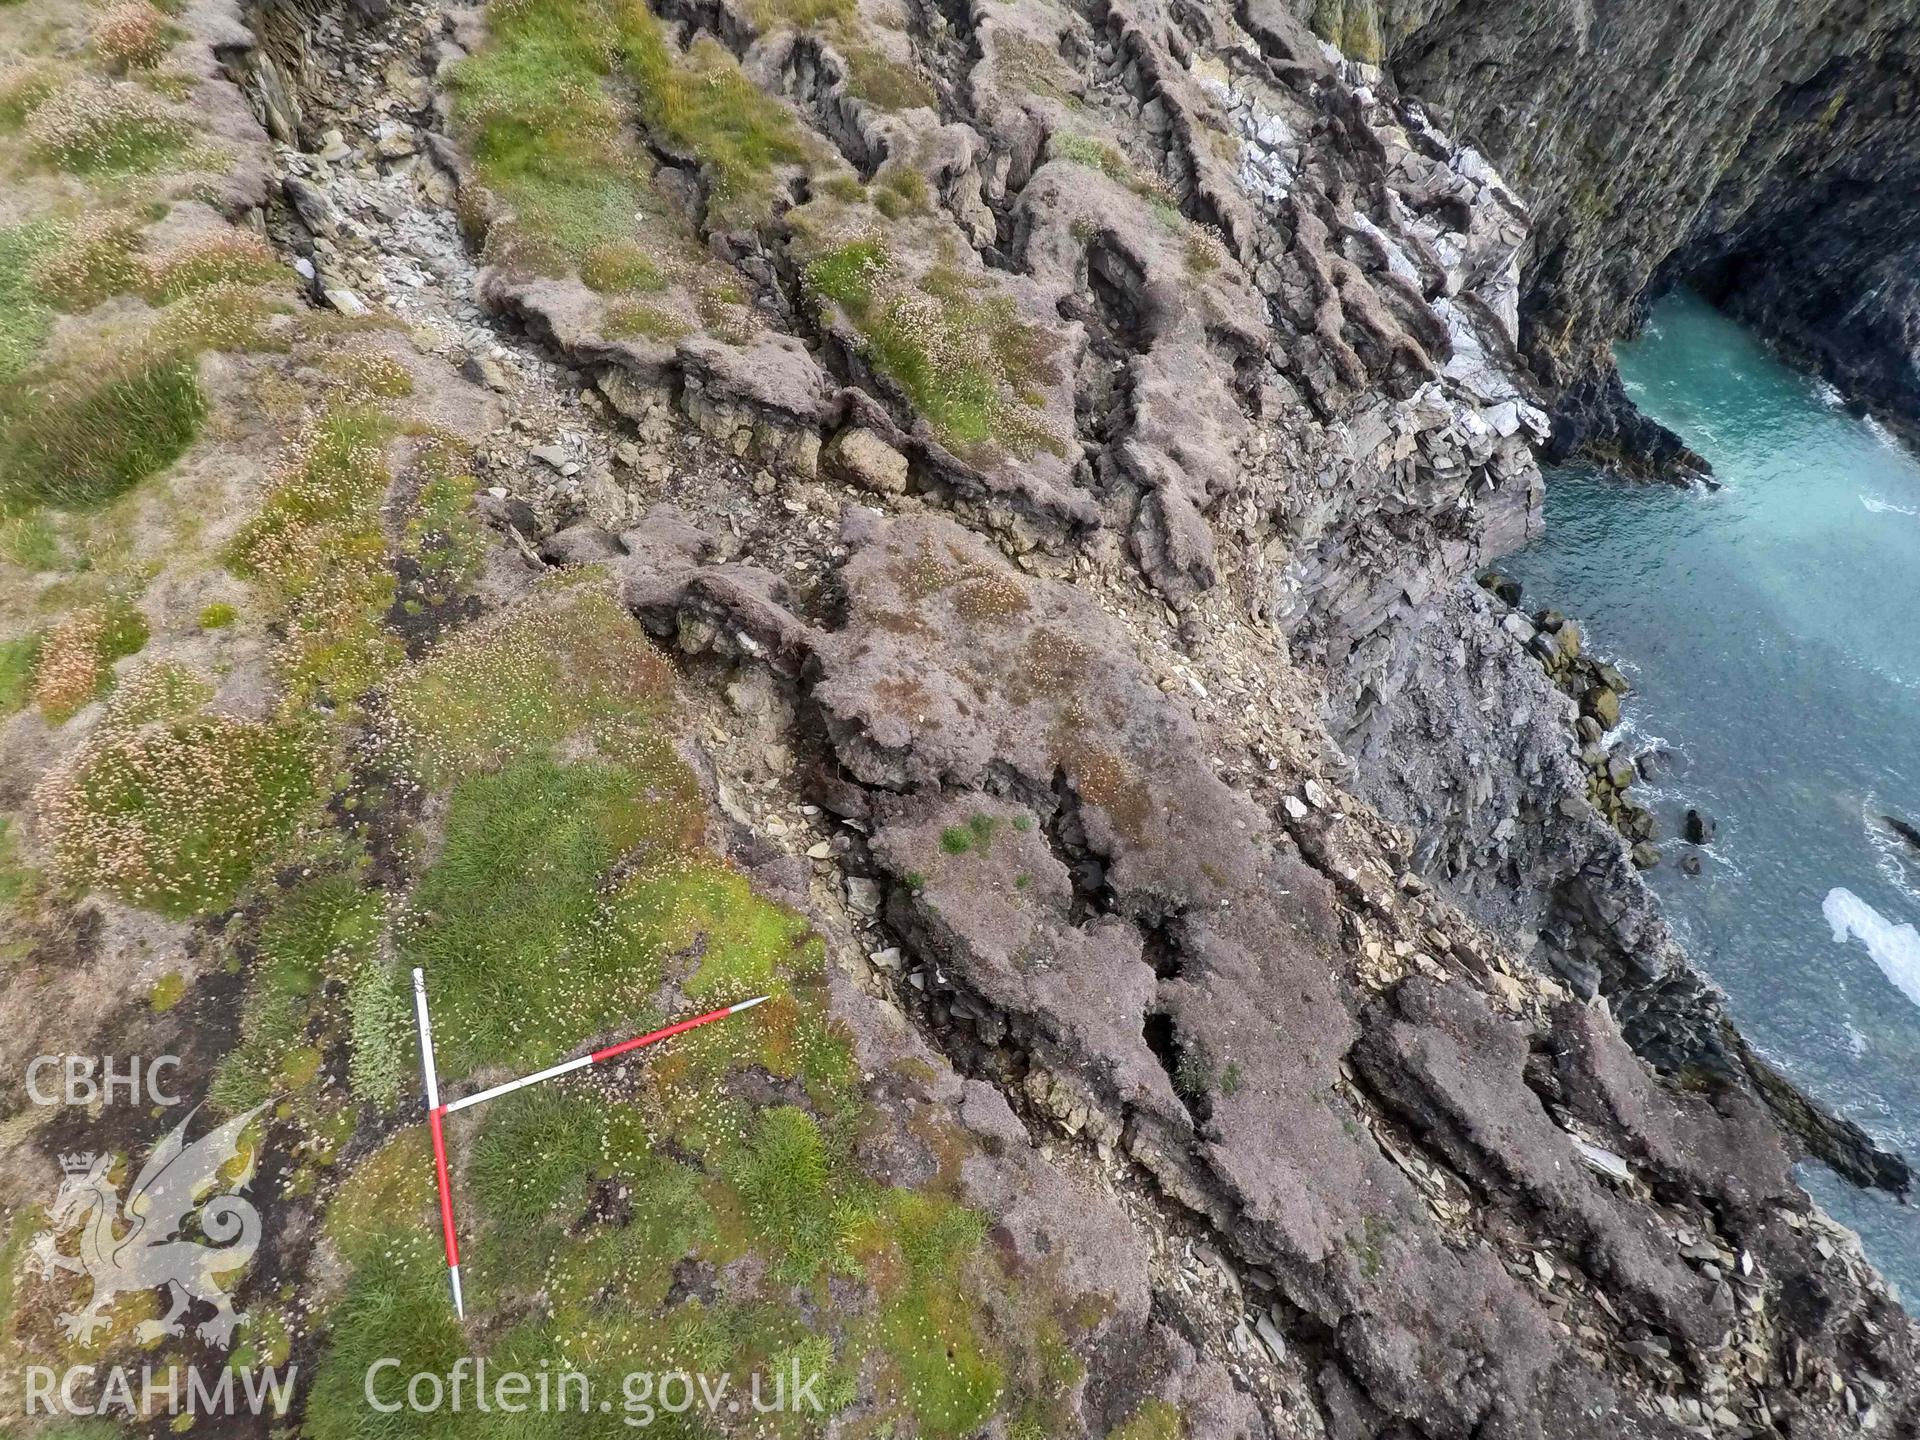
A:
[102, 660, 212, 727]
[147, 971, 185, 1011]
[803, 243, 1065, 459]
[0, 221, 59, 383]
[313, 776, 1044, 1440]
[306, 1243, 467, 1440]
[452, 0, 807, 257]
[398, 754, 679, 1072]
[214, 868, 381, 1110]
[309, 1132, 466, 1439]
[199, 600, 237, 628]
[747, 0, 853, 27]
[92, 2, 176, 72]
[36, 713, 316, 917]
[326, 1129, 438, 1267]
[384, 585, 677, 783]
[0, 631, 41, 715]
[1110, 1398, 1184, 1440]
[153, 279, 291, 354]
[24, 77, 190, 174]
[938, 812, 996, 855]
[620, 15, 809, 229]
[468, 1092, 719, 1318]
[469, 1085, 607, 1226]
[0, 814, 34, 912]
[0, 353, 207, 509]
[1, 509, 62, 569]
[449, 0, 672, 275]
[1049, 133, 1136, 185]
[226, 406, 402, 701]
[0, 1205, 43, 1351]
[396, 746, 800, 1075]
[873, 164, 929, 220]
[396, 452, 485, 598]
[843, 47, 936, 111]
[31, 211, 145, 312]
[1049, 132, 1181, 224]
[861, 1190, 1001, 1438]
[603, 298, 688, 342]
[723, 1105, 837, 1280]
[578, 239, 666, 294]
[0, 60, 60, 131]
[144, 231, 283, 303]
[31, 594, 149, 720]
[346, 953, 410, 1107]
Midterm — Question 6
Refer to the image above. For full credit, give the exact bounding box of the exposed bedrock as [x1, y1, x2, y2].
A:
[617, 504, 1918, 1437]
[1326, 587, 1910, 1195]
[229, 0, 1920, 1428]
[1281, 0, 1920, 448]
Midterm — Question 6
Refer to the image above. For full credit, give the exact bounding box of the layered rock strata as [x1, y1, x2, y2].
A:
[1293, 0, 1920, 447]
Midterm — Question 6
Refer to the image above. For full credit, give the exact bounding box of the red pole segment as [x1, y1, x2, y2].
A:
[428, 1107, 460, 1268]
[591, 997, 766, 1062]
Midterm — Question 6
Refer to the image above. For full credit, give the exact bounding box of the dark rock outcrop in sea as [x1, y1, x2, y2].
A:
[1298, 0, 1920, 453]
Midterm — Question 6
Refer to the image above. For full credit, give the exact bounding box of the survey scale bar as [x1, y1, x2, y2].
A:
[409, 977, 769, 1318]
[410, 967, 463, 1320]
[438, 995, 769, 1114]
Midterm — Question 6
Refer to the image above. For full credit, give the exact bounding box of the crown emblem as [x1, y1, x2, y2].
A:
[59, 1152, 96, 1176]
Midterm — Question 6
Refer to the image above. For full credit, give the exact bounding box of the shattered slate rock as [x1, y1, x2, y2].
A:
[822, 426, 911, 495]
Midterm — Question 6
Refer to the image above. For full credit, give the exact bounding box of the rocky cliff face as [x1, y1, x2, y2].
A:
[1294, 0, 1920, 444]
[2, 0, 1914, 1432]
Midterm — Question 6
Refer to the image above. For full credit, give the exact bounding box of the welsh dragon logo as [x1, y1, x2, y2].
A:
[33, 1102, 270, 1348]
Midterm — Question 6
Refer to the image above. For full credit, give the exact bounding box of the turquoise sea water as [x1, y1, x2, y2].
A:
[1504, 292, 1920, 1301]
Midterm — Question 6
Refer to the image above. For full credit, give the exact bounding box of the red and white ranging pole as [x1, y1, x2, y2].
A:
[410, 968, 463, 1319]
[410, 968, 767, 1319]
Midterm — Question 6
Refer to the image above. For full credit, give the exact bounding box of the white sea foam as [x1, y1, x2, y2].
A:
[1823, 887, 1920, 1009]
[1864, 803, 1920, 905]
[1860, 495, 1919, 517]
[1843, 1018, 1869, 1058]
[1876, 852, 1920, 907]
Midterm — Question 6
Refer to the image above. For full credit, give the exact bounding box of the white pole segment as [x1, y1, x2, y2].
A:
[441, 1053, 595, 1115]
[411, 968, 440, 1108]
